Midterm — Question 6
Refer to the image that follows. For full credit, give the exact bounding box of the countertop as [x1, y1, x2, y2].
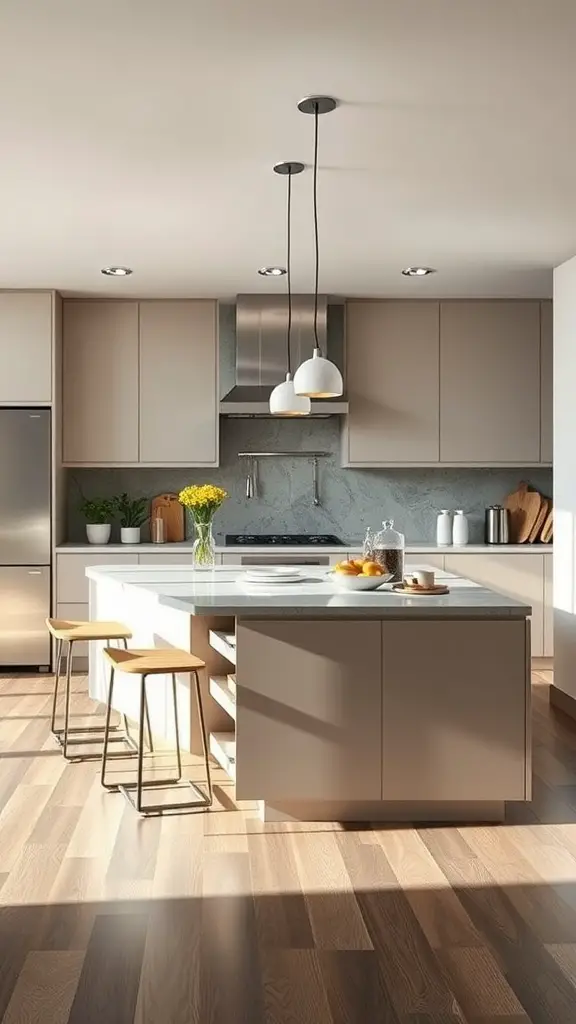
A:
[85, 564, 532, 619]
[58, 541, 553, 555]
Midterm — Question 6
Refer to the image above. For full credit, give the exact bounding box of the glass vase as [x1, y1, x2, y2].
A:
[191, 516, 216, 570]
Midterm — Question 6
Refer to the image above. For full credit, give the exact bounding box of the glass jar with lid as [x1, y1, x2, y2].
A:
[373, 519, 405, 583]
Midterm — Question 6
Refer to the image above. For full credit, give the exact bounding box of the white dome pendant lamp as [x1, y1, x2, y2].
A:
[293, 96, 343, 399]
[269, 161, 311, 416]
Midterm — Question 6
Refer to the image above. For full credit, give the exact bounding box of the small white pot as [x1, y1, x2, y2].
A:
[121, 526, 141, 544]
[86, 523, 111, 545]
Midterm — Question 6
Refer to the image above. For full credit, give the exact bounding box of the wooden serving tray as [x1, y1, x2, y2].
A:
[392, 583, 450, 596]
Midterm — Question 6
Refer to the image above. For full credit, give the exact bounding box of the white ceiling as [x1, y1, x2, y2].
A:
[1, 0, 576, 299]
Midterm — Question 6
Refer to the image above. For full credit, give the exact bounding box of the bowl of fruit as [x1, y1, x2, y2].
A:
[330, 558, 393, 591]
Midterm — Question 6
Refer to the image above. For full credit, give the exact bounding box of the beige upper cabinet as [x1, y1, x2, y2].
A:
[344, 301, 440, 465]
[439, 301, 541, 463]
[139, 301, 218, 465]
[0, 292, 53, 403]
[63, 302, 139, 463]
[540, 300, 553, 464]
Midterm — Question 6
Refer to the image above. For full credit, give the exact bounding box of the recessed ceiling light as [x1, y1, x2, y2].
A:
[258, 266, 286, 277]
[101, 266, 133, 277]
[401, 266, 437, 277]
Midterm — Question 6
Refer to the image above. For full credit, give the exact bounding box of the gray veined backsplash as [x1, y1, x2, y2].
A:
[65, 419, 553, 545]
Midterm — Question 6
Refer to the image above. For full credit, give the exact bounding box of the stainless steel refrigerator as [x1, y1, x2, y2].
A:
[0, 409, 51, 667]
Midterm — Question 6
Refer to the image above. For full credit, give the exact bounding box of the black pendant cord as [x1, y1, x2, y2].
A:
[312, 102, 321, 355]
[286, 170, 292, 376]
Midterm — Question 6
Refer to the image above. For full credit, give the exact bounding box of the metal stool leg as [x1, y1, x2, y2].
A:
[62, 640, 74, 760]
[193, 669, 213, 806]
[50, 637, 63, 737]
[172, 673, 183, 782]
[120, 637, 153, 752]
[136, 674, 147, 812]
[101, 666, 117, 789]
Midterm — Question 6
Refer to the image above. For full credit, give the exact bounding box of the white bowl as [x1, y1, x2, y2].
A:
[330, 571, 393, 591]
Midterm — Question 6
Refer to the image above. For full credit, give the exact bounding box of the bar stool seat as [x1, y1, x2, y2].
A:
[100, 646, 213, 816]
[47, 619, 133, 642]
[45, 617, 152, 762]
[102, 648, 206, 675]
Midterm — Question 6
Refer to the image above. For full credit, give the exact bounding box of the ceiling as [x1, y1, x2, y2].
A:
[1, 0, 576, 299]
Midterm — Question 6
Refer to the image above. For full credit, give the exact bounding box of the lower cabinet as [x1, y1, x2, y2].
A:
[235, 619, 383, 801]
[443, 552, 550, 657]
[381, 619, 529, 801]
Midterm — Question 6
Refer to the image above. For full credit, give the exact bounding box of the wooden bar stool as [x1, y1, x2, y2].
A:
[100, 647, 213, 816]
[46, 618, 153, 762]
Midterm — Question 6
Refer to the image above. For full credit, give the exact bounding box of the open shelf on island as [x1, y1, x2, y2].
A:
[208, 629, 236, 666]
[209, 675, 236, 721]
[209, 731, 236, 780]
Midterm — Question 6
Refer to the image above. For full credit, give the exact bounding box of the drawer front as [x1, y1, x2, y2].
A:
[138, 553, 193, 565]
[56, 553, 139, 603]
[56, 603, 89, 659]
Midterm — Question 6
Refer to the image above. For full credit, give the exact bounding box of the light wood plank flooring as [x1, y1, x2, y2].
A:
[1, 668, 576, 1022]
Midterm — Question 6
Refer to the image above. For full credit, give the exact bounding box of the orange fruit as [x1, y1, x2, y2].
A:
[335, 561, 360, 575]
[352, 559, 366, 570]
[362, 561, 383, 577]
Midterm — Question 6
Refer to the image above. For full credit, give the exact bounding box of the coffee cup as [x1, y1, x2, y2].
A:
[404, 569, 435, 589]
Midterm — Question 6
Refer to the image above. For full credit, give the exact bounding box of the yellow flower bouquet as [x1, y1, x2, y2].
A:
[178, 484, 228, 568]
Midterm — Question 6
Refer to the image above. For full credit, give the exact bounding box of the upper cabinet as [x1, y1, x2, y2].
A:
[439, 301, 541, 464]
[0, 292, 53, 403]
[344, 299, 551, 467]
[63, 301, 140, 464]
[540, 299, 553, 464]
[62, 300, 219, 466]
[344, 301, 440, 465]
[139, 301, 218, 465]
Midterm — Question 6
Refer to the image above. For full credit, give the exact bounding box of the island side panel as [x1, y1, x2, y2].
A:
[235, 619, 382, 802]
[88, 577, 232, 753]
[381, 617, 530, 802]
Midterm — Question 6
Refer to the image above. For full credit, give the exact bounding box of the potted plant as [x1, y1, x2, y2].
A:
[178, 484, 228, 569]
[80, 497, 115, 545]
[113, 492, 149, 544]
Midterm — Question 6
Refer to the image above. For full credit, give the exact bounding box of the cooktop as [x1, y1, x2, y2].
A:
[225, 534, 344, 546]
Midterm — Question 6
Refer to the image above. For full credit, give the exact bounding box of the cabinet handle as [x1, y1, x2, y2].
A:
[28, 570, 42, 575]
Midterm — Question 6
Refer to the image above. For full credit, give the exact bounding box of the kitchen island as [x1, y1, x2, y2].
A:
[86, 564, 531, 823]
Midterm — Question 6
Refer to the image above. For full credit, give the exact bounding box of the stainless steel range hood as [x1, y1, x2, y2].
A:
[219, 294, 348, 416]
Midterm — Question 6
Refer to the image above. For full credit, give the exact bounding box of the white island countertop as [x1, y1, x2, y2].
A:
[85, 564, 531, 619]
[60, 541, 552, 554]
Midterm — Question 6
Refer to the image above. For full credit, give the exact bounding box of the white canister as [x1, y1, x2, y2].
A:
[436, 510, 453, 546]
[452, 510, 469, 545]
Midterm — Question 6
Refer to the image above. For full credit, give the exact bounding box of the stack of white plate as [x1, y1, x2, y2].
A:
[242, 567, 303, 586]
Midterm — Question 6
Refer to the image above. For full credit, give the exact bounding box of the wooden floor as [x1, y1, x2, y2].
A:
[2, 669, 576, 1022]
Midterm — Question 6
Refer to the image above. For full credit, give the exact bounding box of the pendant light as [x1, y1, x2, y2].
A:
[293, 96, 343, 399]
[269, 161, 311, 416]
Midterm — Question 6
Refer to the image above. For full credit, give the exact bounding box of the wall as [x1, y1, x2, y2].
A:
[66, 417, 552, 544]
[551, 256, 576, 709]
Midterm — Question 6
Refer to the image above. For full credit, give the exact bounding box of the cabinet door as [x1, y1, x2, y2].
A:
[440, 301, 541, 463]
[544, 553, 553, 656]
[63, 302, 139, 463]
[444, 552, 544, 657]
[56, 553, 139, 604]
[540, 300, 553, 464]
[345, 301, 440, 464]
[236, 620, 382, 801]
[139, 301, 218, 464]
[381, 619, 528, 800]
[0, 292, 53, 402]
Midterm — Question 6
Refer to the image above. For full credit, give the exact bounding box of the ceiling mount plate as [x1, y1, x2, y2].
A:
[297, 95, 337, 116]
[273, 161, 305, 176]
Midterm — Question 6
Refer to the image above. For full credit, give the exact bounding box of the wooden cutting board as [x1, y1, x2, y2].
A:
[541, 507, 553, 543]
[528, 496, 550, 543]
[150, 493, 185, 543]
[504, 481, 543, 543]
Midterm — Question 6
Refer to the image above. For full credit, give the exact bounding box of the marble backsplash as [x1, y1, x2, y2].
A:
[65, 418, 553, 544]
